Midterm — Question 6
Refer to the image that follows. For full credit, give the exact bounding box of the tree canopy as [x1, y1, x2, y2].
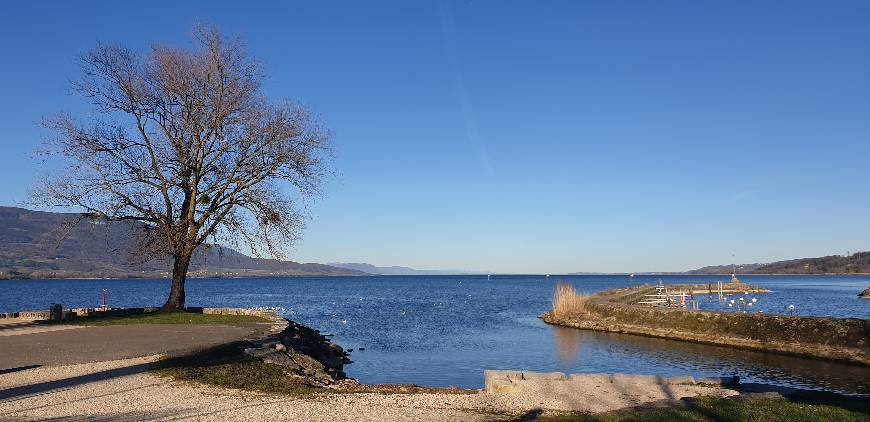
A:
[34, 24, 332, 308]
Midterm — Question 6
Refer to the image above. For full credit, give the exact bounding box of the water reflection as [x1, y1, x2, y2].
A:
[553, 324, 581, 366]
[551, 325, 870, 394]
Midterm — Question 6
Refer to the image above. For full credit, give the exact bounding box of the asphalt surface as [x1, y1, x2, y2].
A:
[0, 320, 269, 369]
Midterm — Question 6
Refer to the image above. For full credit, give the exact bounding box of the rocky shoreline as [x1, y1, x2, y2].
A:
[243, 319, 358, 388]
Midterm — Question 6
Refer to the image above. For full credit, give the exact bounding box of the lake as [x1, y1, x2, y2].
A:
[1, 274, 868, 394]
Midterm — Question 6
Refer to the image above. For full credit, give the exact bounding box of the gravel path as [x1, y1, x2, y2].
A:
[0, 356, 738, 421]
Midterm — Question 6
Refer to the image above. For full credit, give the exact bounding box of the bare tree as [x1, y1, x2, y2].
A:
[32, 24, 332, 310]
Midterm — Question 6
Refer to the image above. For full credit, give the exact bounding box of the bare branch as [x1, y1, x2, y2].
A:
[32, 23, 332, 309]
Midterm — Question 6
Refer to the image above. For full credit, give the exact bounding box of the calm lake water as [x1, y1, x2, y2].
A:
[1, 274, 868, 394]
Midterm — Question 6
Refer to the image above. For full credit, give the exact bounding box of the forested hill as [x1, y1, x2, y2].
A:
[689, 252, 870, 275]
[0, 206, 368, 279]
[752, 252, 870, 274]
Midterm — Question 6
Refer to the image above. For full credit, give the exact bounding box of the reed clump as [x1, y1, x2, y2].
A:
[553, 282, 589, 317]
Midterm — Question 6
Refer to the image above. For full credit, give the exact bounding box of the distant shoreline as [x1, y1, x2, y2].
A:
[0, 273, 374, 281]
[2, 272, 869, 281]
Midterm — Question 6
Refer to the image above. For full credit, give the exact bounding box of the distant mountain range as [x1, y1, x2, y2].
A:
[2, 206, 866, 278]
[0, 206, 367, 279]
[688, 252, 870, 275]
[328, 262, 482, 276]
[685, 263, 766, 275]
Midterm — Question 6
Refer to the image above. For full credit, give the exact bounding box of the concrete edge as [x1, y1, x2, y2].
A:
[483, 370, 739, 393]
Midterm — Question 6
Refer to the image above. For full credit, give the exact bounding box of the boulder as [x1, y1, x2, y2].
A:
[488, 377, 517, 393]
[859, 288, 870, 298]
[484, 370, 523, 393]
[287, 347, 326, 375]
[244, 347, 300, 369]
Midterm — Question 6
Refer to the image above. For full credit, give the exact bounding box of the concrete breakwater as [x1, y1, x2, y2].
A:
[542, 282, 870, 366]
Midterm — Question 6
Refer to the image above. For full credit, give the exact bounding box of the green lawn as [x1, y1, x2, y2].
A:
[65, 311, 269, 326]
[532, 395, 870, 422]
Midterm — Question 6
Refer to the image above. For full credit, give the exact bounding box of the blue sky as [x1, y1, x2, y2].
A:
[1, 1, 868, 273]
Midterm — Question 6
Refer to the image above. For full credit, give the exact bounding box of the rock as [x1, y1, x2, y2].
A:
[484, 370, 524, 393]
[244, 347, 300, 369]
[287, 347, 325, 375]
[328, 378, 361, 390]
[488, 377, 517, 393]
[244, 347, 274, 359]
[859, 288, 870, 298]
[313, 369, 333, 382]
[245, 318, 357, 388]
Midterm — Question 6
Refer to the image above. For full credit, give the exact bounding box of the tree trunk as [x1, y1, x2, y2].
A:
[162, 253, 192, 311]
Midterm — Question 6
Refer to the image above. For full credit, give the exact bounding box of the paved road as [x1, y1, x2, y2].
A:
[0, 320, 270, 369]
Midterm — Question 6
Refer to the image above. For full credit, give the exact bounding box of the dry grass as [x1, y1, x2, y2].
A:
[553, 282, 589, 317]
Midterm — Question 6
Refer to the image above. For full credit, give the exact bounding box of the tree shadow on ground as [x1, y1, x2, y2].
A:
[0, 362, 152, 402]
[7, 379, 164, 416]
[0, 332, 246, 403]
[0, 321, 48, 332]
[153, 339, 250, 370]
[0, 365, 41, 375]
[37, 409, 181, 421]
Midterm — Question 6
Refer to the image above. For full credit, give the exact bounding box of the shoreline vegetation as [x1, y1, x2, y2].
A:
[542, 281, 870, 366]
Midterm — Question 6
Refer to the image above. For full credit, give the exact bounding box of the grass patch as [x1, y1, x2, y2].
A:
[527, 395, 870, 422]
[152, 341, 323, 395]
[65, 311, 269, 326]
